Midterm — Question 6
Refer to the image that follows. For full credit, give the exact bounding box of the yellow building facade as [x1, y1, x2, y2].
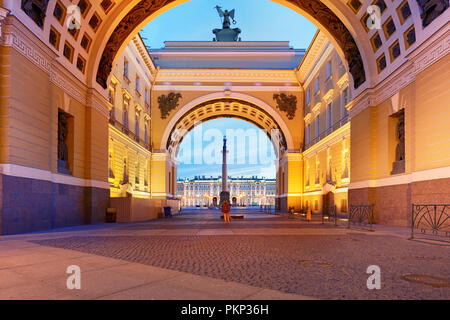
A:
[107, 36, 154, 200]
[298, 32, 351, 216]
[0, 1, 448, 234]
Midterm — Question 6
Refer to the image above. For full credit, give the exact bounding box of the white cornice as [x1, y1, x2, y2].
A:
[154, 85, 300, 92]
[156, 69, 298, 83]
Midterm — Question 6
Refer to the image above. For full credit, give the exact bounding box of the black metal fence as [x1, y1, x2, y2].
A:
[348, 205, 374, 231]
[411, 204, 450, 239]
[322, 205, 337, 226]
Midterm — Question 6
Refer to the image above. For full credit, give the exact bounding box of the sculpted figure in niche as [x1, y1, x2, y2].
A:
[391, 110, 405, 174]
[58, 112, 69, 162]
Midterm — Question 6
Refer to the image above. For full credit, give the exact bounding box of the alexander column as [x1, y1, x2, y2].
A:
[220, 136, 230, 205]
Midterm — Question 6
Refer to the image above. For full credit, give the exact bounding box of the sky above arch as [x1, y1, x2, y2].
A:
[140, 0, 317, 49]
[139, 0, 317, 179]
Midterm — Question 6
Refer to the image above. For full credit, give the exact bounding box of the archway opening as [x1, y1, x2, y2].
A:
[175, 118, 277, 209]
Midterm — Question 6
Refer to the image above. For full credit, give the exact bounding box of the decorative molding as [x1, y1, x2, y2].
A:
[322, 89, 334, 104]
[350, 25, 449, 118]
[312, 102, 322, 115]
[0, 7, 9, 38]
[154, 85, 301, 92]
[336, 73, 349, 89]
[304, 112, 312, 123]
[1, 17, 88, 106]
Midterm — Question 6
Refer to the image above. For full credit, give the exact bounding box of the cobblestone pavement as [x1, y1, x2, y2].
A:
[29, 209, 450, 300]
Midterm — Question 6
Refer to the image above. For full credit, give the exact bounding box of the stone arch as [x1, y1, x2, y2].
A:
[90, 0, 371, 92]
[160, 92, 295, 158]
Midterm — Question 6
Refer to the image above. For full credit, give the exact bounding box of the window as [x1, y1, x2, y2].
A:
[315, 78, 320, 93]
[109, 84, 115, 119]
[327, 103, 333, 129]
[135, 114, 139, 138]
[342, 87, 349, 119]
[135, 162, 140, 185]
[306, 89, 310, 104]
[123, 97, 129, 129]
[123, 59, 129, 79]
[145, 89, 149, 105]
[306, 124, 311, 146]
[315, 115, 320, 138]
[326, 61, 332, 79]
[136, 76, 140, 94]
[144, 123, 148, 144]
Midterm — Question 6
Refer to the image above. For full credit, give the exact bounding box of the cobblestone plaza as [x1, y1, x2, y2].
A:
[0, 209, 448, 300]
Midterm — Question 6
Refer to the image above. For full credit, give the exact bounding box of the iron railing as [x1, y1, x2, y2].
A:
[109, 118, 150, 150]
[411, 204, 450, 239]
[348, 204, 374, 231]
[305, 115, 349, 150]
[322, 205, 337, 226]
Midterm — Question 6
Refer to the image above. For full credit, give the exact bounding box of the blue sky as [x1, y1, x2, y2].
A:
[139, 0, 317, 179]
[140, 0, 317, 49]
[176, 119, 277, 179]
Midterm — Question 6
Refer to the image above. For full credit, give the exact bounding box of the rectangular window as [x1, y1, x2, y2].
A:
[306, 124, 311, 145]
[327, 103, 333, 129]
[124, 59, 129, 79]
[135, 114, 139, 138]
[145, 89, 149, 104]
[144, 123, 148, 144]
[326, 61, 332, 79]
[315, 78, 320, 93]
[342, 87, 349, 118]
[315, 115, 320, 138]
[136, 76, 140, 94]
[108, 86, 115, 119]
[306, 89, 310, 104]
[123, 97, 129, 129]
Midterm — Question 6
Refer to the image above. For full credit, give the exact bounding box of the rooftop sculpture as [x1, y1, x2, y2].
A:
[213, 6, 241, 41]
